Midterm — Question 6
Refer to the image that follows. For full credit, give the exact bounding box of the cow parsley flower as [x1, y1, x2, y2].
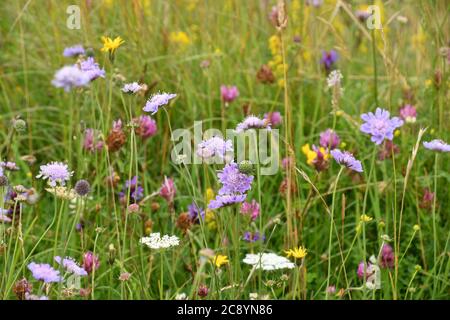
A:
[423, 139, 450, 152]
[208, 194, 247, 209]
[36, 162, 73, 187]
[54, 256, 88, 276]
[51, 65, 90, 92]
[122, 82, 143, 93]
[330, 149, 363, 172]
[63, 45, 85, 57]
[196, 136, 233, 159]
[360, 108, 404, 145]
[27, 262, 61, 283]
[140, 232, 180, 250]
[143, 92, 177, 114]
[235, 115, 270, 133]
[217, 162, 253, 195]
[243, 253, 295, 271]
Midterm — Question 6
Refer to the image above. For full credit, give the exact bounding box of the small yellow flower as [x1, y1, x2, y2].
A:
[340, 142, 347, 149]
[335, 110, 344, 117]
[26, 171, 32, 178]
[212, 254, 229, 268]
[301, 144, 317, 165]
[285, 246, 307, 259]
[394, 129, 401, 137]
[413, 224, 420, 232]
[360, 214, 373, 223]
[101, 36, 125, 54]
[169, 31, 191, 48]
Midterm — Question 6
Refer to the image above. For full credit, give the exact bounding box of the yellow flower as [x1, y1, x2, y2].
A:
[425, 79, 433, 88]
[360, 214, 373, 223]
[169, 31, 191, 48]
[101, 36, 125, 54]
[302, 144, 317, 165]
[212, 254, 229, 268]
[206, 188, 214, 203]
[394, 129, 401, 137]
[285, 246, 307, 259]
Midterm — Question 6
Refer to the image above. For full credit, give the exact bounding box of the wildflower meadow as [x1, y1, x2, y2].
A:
[0, 0, 449, 302]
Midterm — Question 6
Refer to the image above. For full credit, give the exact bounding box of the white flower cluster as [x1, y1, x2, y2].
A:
[243, 253, 295, 271]
[326, 70, 343, 88]
[140, 233, 180, 250]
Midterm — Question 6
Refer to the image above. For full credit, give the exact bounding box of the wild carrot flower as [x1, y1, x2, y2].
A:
[160, 177, 176, 204]
[27, 262, 61, 283]
[51, 65, 90, 92]
[243, 253, 295, 271]
[285, 246, 308, 259]
[220, 85, 239, 103]
[100, 36, 124, 54]
[399, 104, 417, 123]
[379, 244, 394, 269]
[217, 162, 253, 195]
[122, 82, 143, 94]
[143, 92, 177, 114]
[235, 115, 270, 133]
[263, 111, 282, 127]
[82, 251, 100, 274]
[319, 129, 340, 150]
[140, 233, 180, 250]
[240, 200, 260, 220]
[37, 162, 73, 187]
[83, 128, 103, 152]
[330, 149, 363, 172]
[134, 115, 157, 139]
[212, 254, 229, 268]
[360, 108, 404, 145]
[54, 256, 88, 276]
[423, 139, 450, 152]
[196, 136, 233, 159]
[79, 57, 105, 81]
[63, 45, 85, 57]
[321, 50, 339, 72]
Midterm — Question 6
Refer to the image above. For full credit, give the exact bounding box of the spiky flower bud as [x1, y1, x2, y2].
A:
[238, 160, 254, 175]
[74, 179, 90, 196]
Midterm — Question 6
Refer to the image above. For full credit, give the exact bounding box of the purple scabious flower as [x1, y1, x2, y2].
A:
[321, 50, 339, 71]
[83, 128, 103, 152]
[208, 194, 247, 209]
[217, 162, 254, 195]
[330, 149, 363, 172]
[27, 262, 61, 283]
[36, 162, 73, 187]
[360, 108, 404, 145]
[54, 256, 88, 276]
[399, 104, 417, 123]
[379, 244, 394, 269]
[243, 231, 265, 243]
[423, 139, 450, 152]
[0, 208, 11, 223]
[122, 82, 143, 94]
[51, 65, 90, 92]
[263, 111, 282, 127]
[235, 115, 270, 133]
[240, 200, 260, 220]
[63, 45, 85, 57]
[119, 176, 144, 204]
[1, 161, 19, 171]
[134, 115, 157, 139]
[143, 92, 177, 114]
[319, 129, 340, 150]
[220, 85, 239, 103]
[188, 202, 205, 223]
[197, 136, 233, 159]
[80, 57, 105, 81]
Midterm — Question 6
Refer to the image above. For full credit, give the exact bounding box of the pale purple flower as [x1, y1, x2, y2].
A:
[197, 136, 233, 159]
[360, 108, 404, 145]
[188, 202, 205, 223]
[243, 231, 265, 243]
[235, 115, 270, 133]
[143, 92, 177, 114]
[208, 194, 247, 209]
[51, 65, 90, 92]
[423, 139, 450, 152]
[1, 161, 19, 171]
[80, 57, 105, 81]
[27, 262, 61, 283]
[134, 115, 157, 139]
[379, 244, 394, 269]
[160, 177, 176, 204]
[306, 0, 323, 7]
[112, 119, 123, 131]
[83, 128, 103, 152]
[63, 45, 85, 57]
[330, 149, 363, 172]
[0, 208, 11, 223]
[54, 256, 88, 276]
[25, 293, 49, 300]
[240, 200, 260, 220]
[119, 176, 144, 204]
[220, 85, 239, 103]
[399, 104, 417, 123]
[319, 129, 340, 150]
[122, 82, 143, 94]
[217, 162, 254, 195]
[82, 251, 100, 274]
[36, 162, 73, 187]
[357, 261, 368, 279]
[263, 111, 282, 127]
[321, 50, 339, 71]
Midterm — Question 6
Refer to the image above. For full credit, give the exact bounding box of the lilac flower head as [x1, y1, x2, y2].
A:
[0, 208, 11, 223]
[399, 104, 417, 123]
[235, 115, 270, 133]
[319, 129, 340, 150]
[423, 139, 450, 152]
[51, 65, 90, 92]
[321, 50, 339, 71]
[122, 82, 143, 94]
[63, 45, 85, 57]
[54, 256, 88, 276]
[240, 200, 260, 220]
[264, 111, 282, 127]
[197, 136, 233, 159]
[83, 128, 103, 152]
[143, 92, 177, 114]
[360, 108, 404, 145]
[220, 85, 239, 103]
[330, 149, 363, 172]
[188, 202, 205, 223]
[208, 194, 247, 210]
[134, 115, 157, 139]
[80, 57, 105, 81]
[36, 162, 73, 187]
[119, 176, 144, 204]
[217, 162, 254, 195]
[27, 262, 61, 283]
